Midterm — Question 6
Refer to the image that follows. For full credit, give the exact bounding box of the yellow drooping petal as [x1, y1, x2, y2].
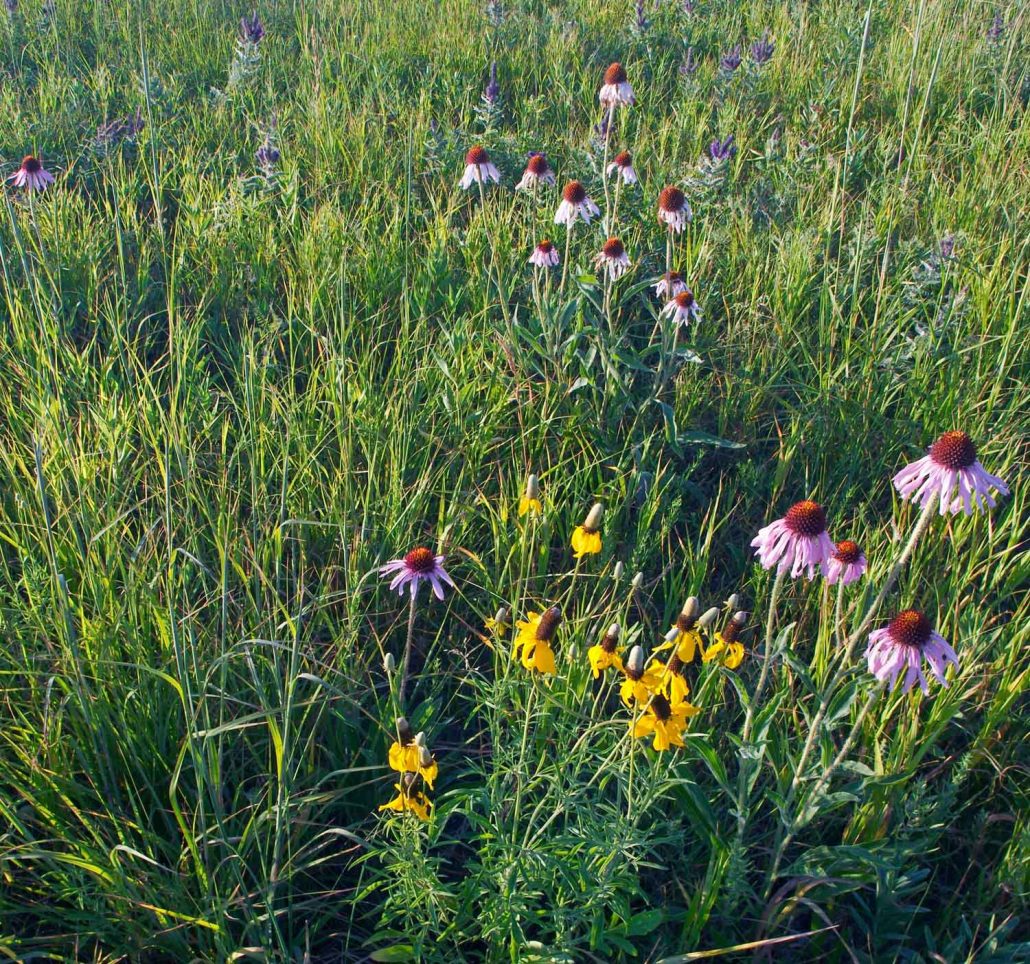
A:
[676, 629, 701, 663]
[388, 742, 419, 774]
[723, 642, 745, 669]
[378, 785, 432, 821]
[588, 644, 624, 678]
[703, 633, 745, 669]
[571, 526, 602, 558]
[484, 616, 509, 638]
[519, 496, 542, 517]
[631, 715, 656, 740]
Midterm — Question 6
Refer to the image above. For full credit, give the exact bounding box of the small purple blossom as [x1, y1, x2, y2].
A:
[632, 0, 650, 34]
[750, 30, 775, 66]
[483, 61, 501, 106]
[256, 139, 280, 172]
[987, 12, 1005, 44]
[720, 45, 742, 74]
[240, 10, 265, 45]
[709, 134, 736, 162]
[379, 547, 456, 600]
[939, 234, 956, 260]
[823, 540, 867, 586]
[680, 46, 698, 76]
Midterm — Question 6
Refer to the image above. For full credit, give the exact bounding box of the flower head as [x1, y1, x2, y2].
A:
[387, 718, 439, 789]
[750, 500, 834, 580]
[893, 431, 1009, 516]
[655, 596, 702, 662]
[571, 502, 604, 558]
[750, 30, 775, 66]
[240, 10, 265, 44]
[702, 612, 747, 669]
[460, 145, 501, 190]
[866, 609, 958, 695]
[8, 155, 55, 193]
[554, 180, 601, 226]
[709, 134, 736, 162]
[631, 693, 694, 751]
[648, 652, 700, 708]
[588, 623, 624, 678]
[528, 239, 560, 269]
[658, 186, 692, 232]
[661, 289, 702, 327]
[379, 772, 432, 821]
[654, 271, 687, 299]
[823, 540, 867, 586]
[517, 152, 556, 190]
[484, 606, 510, 640]
[606, 150, 637, 185]
[379, 547, 456, 600]
[519, 473, 543, 514]
[515, 605, 561, 674]
[599, 61, 635, 107]
[720, 45, 742, 73]
[620, 645, 662, 706]
[594, 237, 631, 279]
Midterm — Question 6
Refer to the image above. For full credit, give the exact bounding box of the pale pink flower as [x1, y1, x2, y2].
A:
[653, 272, 687, 299]
[606, 150, 637, 184]
[554, 180, 600, 226]
[8, 155, 55, 192]
[658, 185, 692, 232]
[866, 609, 958, 695]
[661, 289, 702, 326]
[751, 500, 834, 580]
[594, 237, 631, 279]
[379, 547, 455, 600]
[599, 62, 635, 107]
[823, 540, 867, 586]
[516, 153, 556, 190]
[529, 239, 560, 268]
[459, 145, 500, 190]
[893, 431, 1009, 516]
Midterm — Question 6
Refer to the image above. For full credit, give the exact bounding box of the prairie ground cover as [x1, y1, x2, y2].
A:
[0, 0, 1027, 960]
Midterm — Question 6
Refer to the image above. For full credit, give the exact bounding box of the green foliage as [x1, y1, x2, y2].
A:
[0, 0, 1027, 960]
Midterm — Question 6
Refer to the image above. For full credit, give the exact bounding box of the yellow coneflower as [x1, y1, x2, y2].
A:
[648, 653, 700, 712]
[571, 502, 604, 558]
[514, 605, 562, 675]
[387, 718, 439, 789]
[519, 474, 543, 517]
[483, 605, 511, 640]
[619, 645, 661, 706]
[655, 596, 703, 663]
[703, 611, 748, 669]
[379, 772, 432, 821]
[631, 693, 693, 751]
[587, 623, 624, 678]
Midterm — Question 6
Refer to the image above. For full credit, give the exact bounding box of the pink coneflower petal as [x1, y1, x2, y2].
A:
[750, 500, 834, 580]
[654, 272, 687, 299]
[606, 150, 637, 184]
[657, 186, 692, 233]
[599, 62, 635, 107]
[516, 153, 556, 190]
[661, 289, 702, 326]
[554, 180, 600, 225]
[529, 239, 560, 268]
[594, 237, 631, 279]
[8, 155, 55, 193]
[865, 610, 957, 696]
[893, 431, 1009, 516]
[459, 146, 501, 190]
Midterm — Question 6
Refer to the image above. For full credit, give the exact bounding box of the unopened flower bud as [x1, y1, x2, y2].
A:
[698, 606, 721, 629]
[413, 731, 427, 748]
[583, 502, 604, 533]
[395, 717, 413, 745]
[525, 474, 541, 501]
[493, 606, 510, 626]
[418, 745, 433, 768]
[664, 625, 681, 643]
[384, 652, 396, 674]
[631, 571, 644, 590]
[613, 561, 625, 581]
[725, 593, 740, 610]
[732, 610, 749, 626]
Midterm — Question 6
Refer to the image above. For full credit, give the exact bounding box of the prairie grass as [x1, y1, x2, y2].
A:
[0, 0, 1027, 960]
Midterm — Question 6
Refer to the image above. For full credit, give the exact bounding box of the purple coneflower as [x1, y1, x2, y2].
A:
[599, 62, 635, 108]
[720, 45, 742, 73]
[654, 271, 687, 299]
[606, 150, 637, 184]
[750, 30, 774, 66]
[379, 547, 455, 600]
[658, 186, 692, 232]
[516, 153, 555, 190]
[459, 145, 500, 190]
[554, 180, 600, 225]
[866, 609, 958, 695]
[8, 156, 55, 192]
[661, 289, 702, 326]
[893, 431, 1009, 516]
[529, 239, 560, 268]
[709, 134, 736, 162]
[594, 237, 631, 279]
[823, 540, 867, 586]
[751, 500, 834, 580]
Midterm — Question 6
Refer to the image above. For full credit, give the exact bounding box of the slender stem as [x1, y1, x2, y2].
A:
[600, 104, 615, 232]
[742, 568, 786, 744]
[559, 222, 573, 299]
[398, 591, 418, 708]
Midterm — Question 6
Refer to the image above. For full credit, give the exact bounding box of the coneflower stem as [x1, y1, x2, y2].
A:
[743, 568, 786, 744]
[665, 230, 673, 279]
[559, 223, 573, 298]
[600, 104, 615, 233]
[612, 176, 623, 233]
[398, 591, 418, 708]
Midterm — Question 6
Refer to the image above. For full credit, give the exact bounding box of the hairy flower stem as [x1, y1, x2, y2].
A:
[559, 222, 574, 298]
[766, 682, 885, 894]
[398, 591, 418, 708]
[600, 104, 615, 233]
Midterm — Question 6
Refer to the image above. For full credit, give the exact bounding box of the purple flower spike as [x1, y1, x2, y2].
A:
[750, 30, 775, 66]
[240, 10, 265, 44]
[720, 45, 742, 73]
[709, 134, 736, 162]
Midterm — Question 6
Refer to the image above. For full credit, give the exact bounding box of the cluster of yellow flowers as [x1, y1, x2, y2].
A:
[378, 718, 438, 822]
